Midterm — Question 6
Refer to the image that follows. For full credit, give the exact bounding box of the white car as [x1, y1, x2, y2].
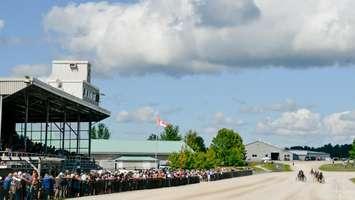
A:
[262, 157, 271, 163]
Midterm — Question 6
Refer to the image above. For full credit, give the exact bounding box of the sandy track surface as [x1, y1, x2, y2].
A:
[76, 161, 355, 200]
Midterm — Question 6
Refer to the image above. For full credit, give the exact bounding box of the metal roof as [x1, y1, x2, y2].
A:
[0, 77, 110, 122]
[91, 140, 191, 155]
[246, 140, 286, 151]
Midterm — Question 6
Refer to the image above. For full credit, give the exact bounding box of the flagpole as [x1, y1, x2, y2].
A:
[155, 116, 160, 169]
[155, 125, 159, 169]
[155, 116, 168, 169]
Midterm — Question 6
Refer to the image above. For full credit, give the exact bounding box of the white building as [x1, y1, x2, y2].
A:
[91, 140, 192, 170]
[100, 156, 159, 170]
[290, 150, 331, 161]
[245, 141, 293, 161]
[47, 60, 100, 105]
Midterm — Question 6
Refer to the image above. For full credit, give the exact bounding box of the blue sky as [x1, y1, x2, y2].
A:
[1, 0, 355, 147]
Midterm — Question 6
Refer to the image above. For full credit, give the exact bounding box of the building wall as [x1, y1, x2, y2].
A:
[93, 153, 168, 169]
[47, 61, 100, 105]
[246, 141, 293, 161]
[99, 160, 115, 170]
[291, 151, 330, 161]
[116, 161, 157, 170]
[50, 61, 90, 82]
[92, 153, 169, 161]
[48, 81, 83, 99]
[0, 79, 27, 95]
[298, 155, 307, 161]
[98, 160, 158, 170]
[306, 153, 331, 161]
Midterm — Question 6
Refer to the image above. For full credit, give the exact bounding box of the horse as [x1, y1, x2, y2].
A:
[311, 170, 325, 183]
[316, 172, 325, 183]
[296, 170, 306, 182]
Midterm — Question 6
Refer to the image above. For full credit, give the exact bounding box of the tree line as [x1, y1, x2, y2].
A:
[287, 143, 352, 158]
[147, 125, 246, 169]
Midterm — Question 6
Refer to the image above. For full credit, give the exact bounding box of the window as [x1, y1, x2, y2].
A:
[95, 94, 100, 103]
[265, 154, 268, 157]
[252, 154, 257, 158]
[69, 63, 78, 71]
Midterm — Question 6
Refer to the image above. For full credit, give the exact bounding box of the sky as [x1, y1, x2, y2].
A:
[1, 0, 355, 147]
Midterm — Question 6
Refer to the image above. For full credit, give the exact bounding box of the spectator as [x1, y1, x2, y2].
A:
[42, 173, 54, 200]
[3, 173, 12, 200]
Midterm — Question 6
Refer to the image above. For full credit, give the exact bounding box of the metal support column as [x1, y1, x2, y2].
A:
[40, 123, 43, 144]
[62, 112, 66, 151]
[88, 121, 92, 157]
[44, 101, 49, 154]
[0, 95, 2, 150]
[50, 123, 52, 146]
[76, 116, 80, 154]
[24, 93, 29, 152]
[69, 122, 71, 151]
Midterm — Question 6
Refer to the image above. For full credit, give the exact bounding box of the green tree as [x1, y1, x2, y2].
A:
[160, 125, 182, 141]
[90, 126, 97, 139]
[168, 148, 217, 170]
[184, 130, 206, 152]
[168, 150, 195, 169]
[95, 123, 110, 140]
[147, 134, 159, 141]
[168, 152, 180, 169]
[349, 139, 355, 160]
[205, 148, 217, 169]
[210, 128, 246, 166]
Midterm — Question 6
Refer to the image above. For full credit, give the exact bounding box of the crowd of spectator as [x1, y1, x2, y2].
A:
[0, 167, 252, 200]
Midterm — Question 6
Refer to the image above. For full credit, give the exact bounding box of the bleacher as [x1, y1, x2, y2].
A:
[62, 156, 101, 172]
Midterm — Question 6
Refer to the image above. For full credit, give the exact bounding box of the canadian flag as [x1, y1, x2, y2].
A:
[156, 116, 169, 128]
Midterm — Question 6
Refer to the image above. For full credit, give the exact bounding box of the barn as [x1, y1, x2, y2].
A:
[245, 140, 293, 162]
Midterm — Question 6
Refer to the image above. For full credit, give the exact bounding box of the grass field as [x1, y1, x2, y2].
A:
[261, 163, 292, 172]
[250, 166, 266, 173]
[319, 164, 355, 172]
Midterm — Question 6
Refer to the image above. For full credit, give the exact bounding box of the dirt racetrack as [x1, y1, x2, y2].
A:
[77, 161, 355, 200]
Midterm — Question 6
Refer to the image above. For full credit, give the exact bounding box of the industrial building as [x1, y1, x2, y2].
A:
[245, 141, 293, 161]
[290, 150, 331, 161]
[246, 140, 331, 162]
[91, 140, 190, 170]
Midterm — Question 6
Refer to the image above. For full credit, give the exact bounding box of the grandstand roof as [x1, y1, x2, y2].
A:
[91, 140, 191, 155]
[0, 77, 110, 122]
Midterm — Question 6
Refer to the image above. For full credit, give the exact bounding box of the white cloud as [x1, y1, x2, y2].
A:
[0, 19, 4, 30]
[212, 112, 245, 126]
[196, 0, 260, 27]
[240, 99, 300, 113]
[117, 106, 157, 123]
[11, 64, 50, 78]
[43, 0, 355, 76]
[204, 112, 245, 135]
[256, 108, 355, 144]
[323, 111, 355, 138]
[256, 109, 322, 136]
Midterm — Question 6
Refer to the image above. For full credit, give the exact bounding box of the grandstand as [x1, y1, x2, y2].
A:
[0, 60, 110, 174]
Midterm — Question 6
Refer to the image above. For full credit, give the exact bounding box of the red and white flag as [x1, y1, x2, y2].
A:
[156, 116, 169, 128]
